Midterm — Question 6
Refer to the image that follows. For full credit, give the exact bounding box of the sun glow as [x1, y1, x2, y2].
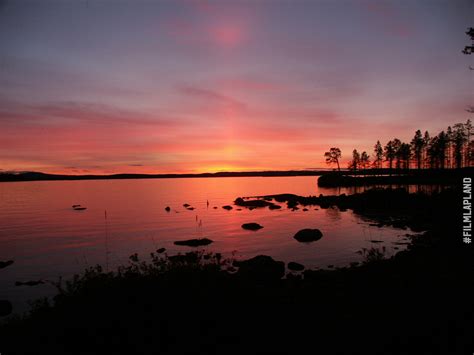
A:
[197, 165, 243, 173]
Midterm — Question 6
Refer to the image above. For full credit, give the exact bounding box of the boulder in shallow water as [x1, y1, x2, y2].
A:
[234, 255, 285, 281]
[241, 223, 264, 230]
[234, 198, 275, 208]
[287, 262, 305, 271]
[293, 229, 323, 243]
[174, 238, 213, 247]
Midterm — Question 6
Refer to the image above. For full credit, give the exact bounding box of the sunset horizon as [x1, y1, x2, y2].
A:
[1, 0, 472, 174]
[1, 1, 473, 353]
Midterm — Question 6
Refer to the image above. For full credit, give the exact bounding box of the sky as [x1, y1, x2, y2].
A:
[0, 0, 472, 174]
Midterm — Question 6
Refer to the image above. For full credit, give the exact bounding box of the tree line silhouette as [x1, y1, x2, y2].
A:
[325, 119, 473, 171]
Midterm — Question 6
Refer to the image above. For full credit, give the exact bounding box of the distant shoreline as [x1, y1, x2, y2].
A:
[0, 170, 328, 182]
[1, 168, 471, 183]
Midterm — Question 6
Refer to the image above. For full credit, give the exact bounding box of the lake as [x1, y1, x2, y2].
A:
[0, 176, 415, 314]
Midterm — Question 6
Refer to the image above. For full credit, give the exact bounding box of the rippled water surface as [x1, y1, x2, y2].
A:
[0, 177, 414, 313]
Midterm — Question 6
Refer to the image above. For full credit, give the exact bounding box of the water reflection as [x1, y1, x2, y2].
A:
[334, 184, 449, 195]
[324, 206, 342, 222]
[0, 176, 432, 314]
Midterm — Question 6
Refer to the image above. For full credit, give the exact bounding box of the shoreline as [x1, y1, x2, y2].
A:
[0, 168, 471, 185]
[1, 170, 326, 182]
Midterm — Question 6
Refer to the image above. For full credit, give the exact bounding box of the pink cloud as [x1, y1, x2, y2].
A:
[208, 23, 247, 48]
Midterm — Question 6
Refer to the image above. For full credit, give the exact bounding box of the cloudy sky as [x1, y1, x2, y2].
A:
[0, 0, 472, 174]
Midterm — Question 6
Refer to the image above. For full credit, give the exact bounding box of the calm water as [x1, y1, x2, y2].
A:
[0, 177, 415, 314]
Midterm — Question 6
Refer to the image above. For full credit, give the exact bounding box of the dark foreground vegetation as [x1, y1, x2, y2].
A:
[1, 187, 473, 355]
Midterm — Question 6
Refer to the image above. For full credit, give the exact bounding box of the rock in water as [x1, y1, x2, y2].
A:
[174, 238, 213, 247]
[241, 223, 264, 231]
[287, 262, 305, 271]
[222, 205, 233, 210]
[293, 229, 323, 243]
[234, 197, 277, 209]
[234, 255, 285, 281]
[165, 206, 171, 212]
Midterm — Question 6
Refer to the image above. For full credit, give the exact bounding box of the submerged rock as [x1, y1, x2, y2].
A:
[174, 238, 213, 247]
[287, 262, 305, 271]
[222, 205, 233, 210]
[293, 229, 323, 243]
[234, 255, 285, 281]
[183, 203, 190, 208]
[241, 223, 264, 231]
[0, 300, 12, 317]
